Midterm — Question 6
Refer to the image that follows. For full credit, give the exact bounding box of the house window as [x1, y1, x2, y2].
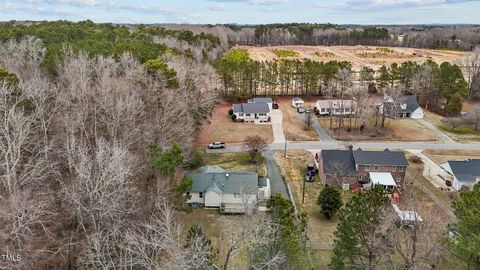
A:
[399, 166, 404, 172]
[233, 193, 240, 198]
[358, 175, 363, 181]
[365, 165, 371, 171]
[373, 165, 379, 171]
[345, 108, 350, 112]
[321, 108, 326, 113]
[239, 113, 244, 116]
[199, 192, 203, 198]
[392, 166, 396, 172]
[246, 113, 251, 117]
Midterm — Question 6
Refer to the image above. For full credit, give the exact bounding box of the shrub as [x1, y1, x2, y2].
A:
[272, 49, 300, 58]
[189, 149, 204, 168]
[409, 155, 423, 164]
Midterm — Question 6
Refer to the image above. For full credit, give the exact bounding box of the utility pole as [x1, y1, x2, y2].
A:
[302, 175, 306, 204]
[284, 139, 287, 158]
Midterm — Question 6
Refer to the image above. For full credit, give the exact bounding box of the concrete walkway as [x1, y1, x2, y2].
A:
[294, 114, 335, 142]
[407, 150, 452, 189]
[416, 119, 454, 143]
[264, 150, 289, 198]
[270, 109, 286, 144]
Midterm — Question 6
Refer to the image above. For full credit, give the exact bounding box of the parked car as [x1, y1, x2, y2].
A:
[273, 103, 279, 109]
[297, 106, 305, 113]
[305, 171, 314, 182]
[307, 163, 318, 175]
[304, 107, 311, 114]
[208, 142, 226, 149]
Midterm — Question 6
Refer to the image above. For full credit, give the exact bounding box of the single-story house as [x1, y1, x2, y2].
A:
[315, 99, 357, 116]
[185, 166, 271, 213]
[232, 103, 270, 123]
[232, 97, 272, 123]
[382, 95, 424, 119]
[291, 97, 304, 108]
[248, 97, 273, 111]
[440, 159, 480, 191]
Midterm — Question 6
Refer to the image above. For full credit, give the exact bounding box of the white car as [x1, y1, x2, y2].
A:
[297, 107, 305, 113]
[208, 142, 226, 149]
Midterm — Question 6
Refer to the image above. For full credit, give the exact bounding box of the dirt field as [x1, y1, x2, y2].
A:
[276, 97, 319, 141]
[423, 149, 480, 165]
[238, 45, 465, 70]
[196, 103, 273, 146]
[318, 117, 438, 141]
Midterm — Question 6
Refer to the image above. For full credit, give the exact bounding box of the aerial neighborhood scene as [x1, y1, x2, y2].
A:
[1, 0, 480, 269]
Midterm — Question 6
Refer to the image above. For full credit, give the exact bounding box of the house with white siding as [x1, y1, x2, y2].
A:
[314, 99, 356, 116]
[440, 159, 480, 191]
[231, 97, 272, 123]
[185, 166, 271, 214]
[381, 95, 424, 119]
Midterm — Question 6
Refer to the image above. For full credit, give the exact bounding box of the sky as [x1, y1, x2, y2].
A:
[0, 0, 479, 25]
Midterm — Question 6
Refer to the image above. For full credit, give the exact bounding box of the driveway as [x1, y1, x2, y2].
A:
[416, 119, 454, 143]
[407, 150, 452, 189]
[294, 113, 335, 142]
[270, 109, 286, 144]
[264, 150, 289, 198]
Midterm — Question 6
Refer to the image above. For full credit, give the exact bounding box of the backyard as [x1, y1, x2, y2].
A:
[196, 102, 273, 147]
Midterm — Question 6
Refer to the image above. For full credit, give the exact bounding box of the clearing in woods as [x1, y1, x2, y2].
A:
[238, 45, 465, 70]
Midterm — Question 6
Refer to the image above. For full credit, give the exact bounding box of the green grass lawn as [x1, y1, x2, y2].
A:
[438, 124, 480, 135]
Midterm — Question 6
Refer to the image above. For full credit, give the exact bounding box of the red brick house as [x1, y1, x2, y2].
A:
[318, 148, 408, 190]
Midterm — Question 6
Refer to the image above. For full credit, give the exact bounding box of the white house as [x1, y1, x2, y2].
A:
[440, 159, 480, 191]
[232, 97, 272, 123]
[381, 95, 424, 119]
[185, 166, 271, 214]
[291, 97, 304, 108]
[315, 99, 356, 116]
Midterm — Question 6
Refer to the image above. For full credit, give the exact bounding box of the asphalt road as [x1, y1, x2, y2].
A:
[264, 150, 289, 198]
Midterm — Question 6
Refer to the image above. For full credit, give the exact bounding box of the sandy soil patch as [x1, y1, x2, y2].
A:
[238, 45, 465, 71]
[318, 117, 438, 141]
[276, 97, 319, 141]
[196, 103, 273, 146]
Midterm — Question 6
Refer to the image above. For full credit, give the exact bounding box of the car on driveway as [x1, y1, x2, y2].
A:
[208, 142, 226, 149]
[273, 102, 279, 109]
[297, 106, 305, 113]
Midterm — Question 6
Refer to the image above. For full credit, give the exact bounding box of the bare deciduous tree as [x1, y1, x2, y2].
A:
[245, 135, 268, 163]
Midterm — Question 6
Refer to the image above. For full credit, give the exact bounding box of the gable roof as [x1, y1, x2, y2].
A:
[321, 150, 357, 175]
[253, 97, 273, 103]
[232, 103, 270, 114]
[186, 172, 258, 194]
[353, 148, 408, 166]
[388, 95, 420, 114]
[445, 159, 480, 182]
[197, 165, 226, 173]
[315, 99, 356, 109]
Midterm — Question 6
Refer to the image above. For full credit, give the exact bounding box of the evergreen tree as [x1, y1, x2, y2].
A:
[446, 92, 463, 115]
[148, 142, 184, 177]
[331, 185, 389, 270]
[317, 186, 342, 219]
[447, 183, 480, 269]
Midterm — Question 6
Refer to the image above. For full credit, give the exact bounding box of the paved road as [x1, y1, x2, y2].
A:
[264, 150, 289, 198]
[295, 113, 335, 142]
[416, 119, 454, 143]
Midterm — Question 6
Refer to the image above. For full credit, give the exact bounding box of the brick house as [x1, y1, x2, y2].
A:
[318, 148, 408, 190]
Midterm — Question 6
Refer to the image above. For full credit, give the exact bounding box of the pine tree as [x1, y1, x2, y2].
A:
[446, 92, 463, 115]
[317, 186, 343, 219]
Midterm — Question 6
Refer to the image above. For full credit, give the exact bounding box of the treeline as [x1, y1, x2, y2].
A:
[165, 23, 480, 51]
[0, 20, 221, 73]
[217, 48, 352, 98]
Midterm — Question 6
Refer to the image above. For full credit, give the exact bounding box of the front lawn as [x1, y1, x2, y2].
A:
[203, 152, 267, 176]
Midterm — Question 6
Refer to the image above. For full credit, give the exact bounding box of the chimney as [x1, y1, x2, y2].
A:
[348, 145, 353, 151]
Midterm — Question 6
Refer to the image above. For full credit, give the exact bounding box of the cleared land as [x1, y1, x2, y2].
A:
[423, 149, 480, 165]
[424, 110, 480, 142]
[196, 103, 273, 146]
[318, 118, 438, 141]
[238, 45, 465, 70]
[276, 97, 319, 141]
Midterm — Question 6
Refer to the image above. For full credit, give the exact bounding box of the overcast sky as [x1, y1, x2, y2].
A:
[1, 0, 479, 24]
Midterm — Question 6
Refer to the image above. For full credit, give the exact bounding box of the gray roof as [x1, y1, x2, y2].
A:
[321, 150, 357, 175]
[232, 103, 270, 114]
[253, 97, 273, 103]
[447, 159, 480, 182]
[186, 172, 259, 194]
[353, 149, 408, 166]
[197, 165, 226, 173]
[293, 97, 303, 102]
[258, 177, 268, 187]
[391, 95, 420, 114]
